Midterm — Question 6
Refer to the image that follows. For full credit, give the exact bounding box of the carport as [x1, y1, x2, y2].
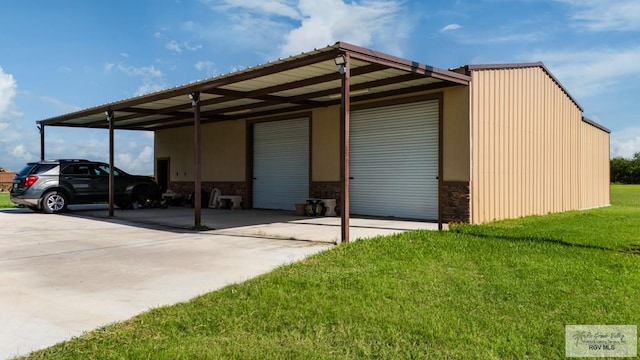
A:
[36, 42, 470, 243]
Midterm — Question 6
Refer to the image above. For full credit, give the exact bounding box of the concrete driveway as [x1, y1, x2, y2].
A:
[0, 208, 332, 359]
[0, 206, 438, 359]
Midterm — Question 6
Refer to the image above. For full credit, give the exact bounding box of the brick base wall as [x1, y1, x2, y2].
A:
[166, 180, 470, 220]
[310, 181, 341, 202]
[440, 181, 470, 223]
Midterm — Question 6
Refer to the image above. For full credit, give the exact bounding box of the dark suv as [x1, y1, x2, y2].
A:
[10, 159, 159, 213]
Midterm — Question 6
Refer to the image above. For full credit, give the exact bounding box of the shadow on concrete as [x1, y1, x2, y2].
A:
[3, 204, 442, 243]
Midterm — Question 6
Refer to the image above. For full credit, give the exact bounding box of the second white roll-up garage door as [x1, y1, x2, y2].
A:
[253, 118, 309, 210]
[350, 100, 439, 220]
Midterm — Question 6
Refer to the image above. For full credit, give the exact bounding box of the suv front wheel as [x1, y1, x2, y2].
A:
[42, 191, 68, 214]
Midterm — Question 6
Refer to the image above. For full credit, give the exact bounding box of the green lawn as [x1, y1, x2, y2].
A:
[0, 192, 16, 208]
[22, 186, 640, 359]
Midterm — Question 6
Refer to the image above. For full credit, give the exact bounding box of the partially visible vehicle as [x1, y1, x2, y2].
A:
[10, 159, 159, 213]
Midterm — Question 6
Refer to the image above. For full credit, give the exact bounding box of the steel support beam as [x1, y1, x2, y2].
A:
[191, 92, 202, 227]
[106, 110, 115, 217]
[38, 124, 45, 161]
[339, 54, 351, 244]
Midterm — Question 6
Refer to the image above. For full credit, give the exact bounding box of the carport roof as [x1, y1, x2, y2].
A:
[38, 42, 470, 131]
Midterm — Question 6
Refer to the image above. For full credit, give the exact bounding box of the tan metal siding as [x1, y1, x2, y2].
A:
[442, 86, 470, 182]
[579, 121, 610, 208]
[155, 120, 247, 182]
[311, 106, 340, 181]
[470, 66, 605, 223]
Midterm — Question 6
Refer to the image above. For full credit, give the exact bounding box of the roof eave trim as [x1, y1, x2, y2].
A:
[582, 117, 610, 133]
[337, 42, 470, 85]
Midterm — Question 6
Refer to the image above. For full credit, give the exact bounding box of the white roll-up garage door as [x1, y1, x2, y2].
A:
[350, 100, 439, 220]
[253, 118, 309, 210]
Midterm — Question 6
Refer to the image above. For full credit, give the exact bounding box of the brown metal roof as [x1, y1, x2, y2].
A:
[39, 42, 470, 131]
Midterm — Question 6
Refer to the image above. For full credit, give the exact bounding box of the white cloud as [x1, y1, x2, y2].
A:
[11, 144, 34, 161]
[116, 64, 162, 78]
[0, 66, 17, 118]
[211, 0, 302, 20]
[0, 67, 26, 164]
[105, 63, 165, 96]
[166, 40, 183, 53]
[182, 20, 196, 31]
[524, 46, 640, 98]
[440, 23, 461, 32]
[36, 94, 81, 113]
[279, 0, 404, 56]
[58, 66, 72, 73]
[116, 146, 154, 174]
[166, 39, 203, 53]
[611, 127, 640, 158]
[195, 60, 216, 75]
[135, 83, 165, 96]
[204, 0, 407, 57]
[557, 0, 640, 31]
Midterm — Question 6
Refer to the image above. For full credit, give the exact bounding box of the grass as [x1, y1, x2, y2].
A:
[0, 192, 16, 208]
[21, 185, 640, 359]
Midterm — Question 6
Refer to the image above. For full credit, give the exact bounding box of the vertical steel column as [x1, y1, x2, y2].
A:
[340, 54, 351, 244]
[106, 110, 115, 217]
[190, 92, 202, 227]
[38, 124, 45, 160]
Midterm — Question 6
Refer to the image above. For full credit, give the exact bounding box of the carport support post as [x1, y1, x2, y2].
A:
[340, 54, 351, 244]
[191, 92, 202, 227]
[38, 124, 45, 160]
[107, 110, 115, 217]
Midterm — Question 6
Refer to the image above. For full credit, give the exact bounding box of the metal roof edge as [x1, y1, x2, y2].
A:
[39, 44, 344, 125]
[465, 62, 584, 112]
[336, 41, 470, 85]
[582, 117, 611, 134]
[38, 42, 469, 125]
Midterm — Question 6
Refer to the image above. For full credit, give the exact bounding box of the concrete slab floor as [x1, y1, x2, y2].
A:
[64, 204, 445, 243]
[0, 208, 331, 359]
[0, 206, 442, 359]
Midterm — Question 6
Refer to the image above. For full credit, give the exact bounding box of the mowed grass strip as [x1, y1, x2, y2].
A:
[0, 192, 16, 208]
[22, 186, 640, 359]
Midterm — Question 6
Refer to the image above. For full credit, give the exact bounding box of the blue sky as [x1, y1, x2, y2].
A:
[1, 0, 639, 175]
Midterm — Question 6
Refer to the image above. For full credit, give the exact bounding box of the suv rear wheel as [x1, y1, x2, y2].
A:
[131, 185, 154, 206]
[42, 191, 67, 214]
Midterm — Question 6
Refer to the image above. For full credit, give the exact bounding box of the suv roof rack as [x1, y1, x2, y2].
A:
[50, 159, 90, 162]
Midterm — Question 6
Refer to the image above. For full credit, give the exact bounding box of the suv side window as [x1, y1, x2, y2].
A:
[96, 164, 121, 176]
[61, 164, 93, 176]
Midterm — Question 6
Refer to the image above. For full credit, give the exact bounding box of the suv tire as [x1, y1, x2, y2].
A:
[131, 185, 154, 206]
[42, 191, 67, 214]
